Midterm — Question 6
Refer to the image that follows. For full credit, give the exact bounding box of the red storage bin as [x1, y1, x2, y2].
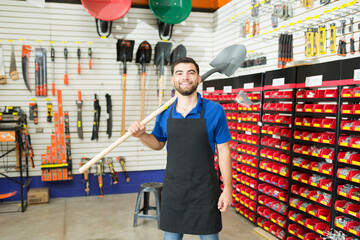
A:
[353, 105, 360, 115]
[305, 218, 321, 231]
[324, 89, 337, 98]
[353, 87, 360, 98]
[305, 90, 317, 98]
[278, 178, 289, 189]
[321, 118, 336, 129]
[319, 163, 333, 175]
[252, 93, 260, 100]
[348, 222, 360, 236]
[346, 203, 360, 217]
[304, 104, 315, 112]
[314, 104, 325, 113]
[297, 90, 306, 99]
[324, 104, 336, 113]
[341, 120, 354, 131]
[334, 216, 348, 230]
[264, 91, 272, 99]
[317, 208, 331, 222]
[341, 104, 354, 114]
[252, 124, 259, 133]
[320, 132, 335, 144]
[280, 128, 291, 138]
[280, 90, 293, 99]
[296, 104, 305, 112]
[295, 117, 304, 126]
[291, 185, 301, 195]
[341, 88, 353, 98]
[275, 115, 291, 124]
[281, 103, 292, 112]
[304, 232, 320, 240]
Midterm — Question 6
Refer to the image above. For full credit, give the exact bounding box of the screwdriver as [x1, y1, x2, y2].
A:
[64, 48, 68, 84]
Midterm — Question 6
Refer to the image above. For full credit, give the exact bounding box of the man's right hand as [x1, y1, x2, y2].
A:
[128, 121, 146, 138]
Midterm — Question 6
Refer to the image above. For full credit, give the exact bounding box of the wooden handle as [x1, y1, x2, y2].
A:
[141, 72, 146, 120]
[79, 96, 177, 173]
[121, 74, 126, 136]
[9, 71, 18, 80]
[158, 75, 163, 106]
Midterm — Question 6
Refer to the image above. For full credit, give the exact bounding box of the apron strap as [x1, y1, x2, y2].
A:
[169, 97, 204, 119]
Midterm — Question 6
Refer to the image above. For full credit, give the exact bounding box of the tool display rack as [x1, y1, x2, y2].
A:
[203, 73, 263, 225]
[259, 68, 296, 240]
[204, 57, 360, 240]
[0, 111, 31, 212]
[333, 57, 360, 239]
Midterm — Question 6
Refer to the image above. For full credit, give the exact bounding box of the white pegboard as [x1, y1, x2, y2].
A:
[0, 0, 214, 177]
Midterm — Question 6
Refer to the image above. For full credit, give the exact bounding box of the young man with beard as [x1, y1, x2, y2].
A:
[128, 57, 232, 240]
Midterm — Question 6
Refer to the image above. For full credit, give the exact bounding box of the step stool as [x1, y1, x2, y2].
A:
[133, 182, 162, 228]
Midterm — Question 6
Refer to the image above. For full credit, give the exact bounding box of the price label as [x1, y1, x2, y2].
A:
[354, 69, 360, 81]
[223, 86, 232, 93]
[206, 87, 215, 92]
[305, 75, 323, 87]
[244, 83, 254, 89]
[272, 78, 285, 87]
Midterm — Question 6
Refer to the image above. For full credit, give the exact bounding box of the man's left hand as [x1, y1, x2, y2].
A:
[217, 189, 232, 212]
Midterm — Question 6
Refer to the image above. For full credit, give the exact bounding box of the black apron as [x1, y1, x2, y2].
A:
[160, 99, 222, 235]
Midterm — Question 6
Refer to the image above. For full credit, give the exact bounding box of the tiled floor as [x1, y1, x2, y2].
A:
[0, 193, 265, 240]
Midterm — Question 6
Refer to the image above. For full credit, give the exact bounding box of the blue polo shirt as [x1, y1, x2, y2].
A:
[151, 92, 231, 154]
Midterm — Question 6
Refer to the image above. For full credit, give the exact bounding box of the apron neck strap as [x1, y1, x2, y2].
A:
[169, 97, 203, 119]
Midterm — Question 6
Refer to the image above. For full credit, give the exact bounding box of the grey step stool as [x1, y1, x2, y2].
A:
[133, 182, 162, 228]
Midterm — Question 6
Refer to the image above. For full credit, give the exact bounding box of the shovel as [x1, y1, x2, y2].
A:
[136, 41, 152, 120]
[201, 44, 247, 81]
[154, 41, 172, 105]
[170, 44, 186, 65]
[117, 39, 135, 136]
[79, 44, 247, 174]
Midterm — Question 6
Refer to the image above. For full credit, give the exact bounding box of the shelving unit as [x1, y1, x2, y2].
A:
[204, 57, 360, 240]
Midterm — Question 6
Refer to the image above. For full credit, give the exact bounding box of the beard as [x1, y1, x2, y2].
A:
[174, 82, 198, 96]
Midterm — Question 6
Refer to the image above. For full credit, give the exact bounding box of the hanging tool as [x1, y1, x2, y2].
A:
[79, 44, 247, 173]
[9, 44, 18, 80]
[77, 47, 81, 74]
[35, 48, 42, 96]
[88, 47, 92, 69]
[64, 111, 72, 176]
[64, 47, 68, 85]
[95, 159, 105, 198]
[117, 156, 130, 183]
[80, 157, 91, 195]
[0, 45, 6, 84]
[135, 41, 152, 120]
[42, 48, 48, 96]
[76, 90, 84, 139]
[107, 158, 119, 184]
[51, 47, 55, 96]
[105, 93, 112, 138]
[319, 25, 326, 55]
[23, 123, 35, 168]
[350, 18, 355, 54]
[29, 102, 38, 124]
[330, 23, 336, 54]
[116, 39, 135, 136]
[337, 20, 346, 57]
[91, 94, 101, 141]
[21, 45, 32, 91]
[154, 42, 172, 106]
[47, 102, 53, 122]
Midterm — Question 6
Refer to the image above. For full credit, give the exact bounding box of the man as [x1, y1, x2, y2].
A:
[128, 57, 232, 240]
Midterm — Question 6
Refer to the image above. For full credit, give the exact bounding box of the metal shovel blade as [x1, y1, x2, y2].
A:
[201, 44, 246, 82]
[136, 41, 152, 64]
[170, 44, 186, 65]
[154, 41, 172, 66]
[117, 39, 135, 62]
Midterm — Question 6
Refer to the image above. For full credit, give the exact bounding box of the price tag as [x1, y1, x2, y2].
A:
[244, 83, 254, 89]
[223, 86, 232, 93]
[206, 87, 216, 93]
[272, 78, 285, 87]
[354, 69, 360, 80]
[305, 75, 323, 87]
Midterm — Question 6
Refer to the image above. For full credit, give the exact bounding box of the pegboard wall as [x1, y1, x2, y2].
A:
[0, 0, 214, 177]
[210, 0, 360, 79]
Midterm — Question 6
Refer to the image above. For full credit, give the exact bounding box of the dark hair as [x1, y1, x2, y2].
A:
[171, 57, 200, 75]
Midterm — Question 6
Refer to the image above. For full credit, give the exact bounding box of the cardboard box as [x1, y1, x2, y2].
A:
[27, 187, 49, 205]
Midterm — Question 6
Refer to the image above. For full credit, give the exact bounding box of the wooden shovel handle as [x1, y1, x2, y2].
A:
[79, 96, 177, 173]
[158, 75, 163, 106]
[141, 72, 146, 120]
[121, 74, 126, 136]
